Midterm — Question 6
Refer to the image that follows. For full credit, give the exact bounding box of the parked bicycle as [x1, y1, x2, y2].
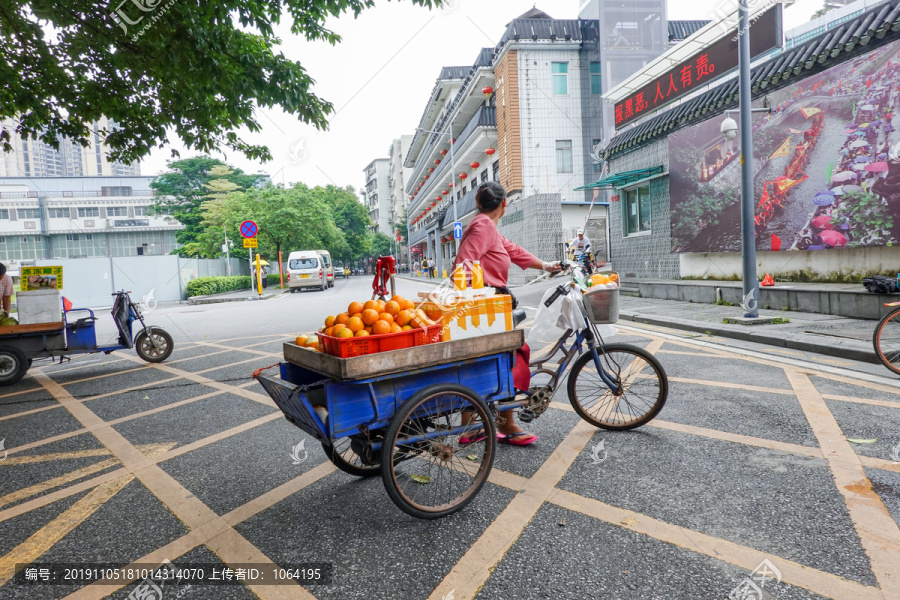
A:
[873, 301, 900, 375]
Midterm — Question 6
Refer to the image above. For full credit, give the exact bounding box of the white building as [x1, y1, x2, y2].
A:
[363, 158, 391, 236]
[0, 176, 182, 266]
[0, 116, 141, 178]
[388, 136, 414, 260]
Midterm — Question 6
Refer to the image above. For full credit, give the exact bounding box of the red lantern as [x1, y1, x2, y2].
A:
[440, 149, 448, 156]
[449, 183, 454, 188]
[431, 202, 436, 206]
[434, 159, 441, 165]
[485, 147, 496, 156]
[425, 175, 429, 180]
[442, 190, 449, 195]
[459, 173, 468, 180]
[429, 168, 435, 173]
[482, 86, 493, 97]
[452, 138, 456, 144]
[470, 162, 480, 170]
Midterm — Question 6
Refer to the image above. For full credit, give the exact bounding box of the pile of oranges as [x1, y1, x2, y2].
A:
[323, 295, 436, 339]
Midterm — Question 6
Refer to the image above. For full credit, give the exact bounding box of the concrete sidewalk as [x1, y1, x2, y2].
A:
[187, 286, 288, 305]
[618, 294, 882, 364]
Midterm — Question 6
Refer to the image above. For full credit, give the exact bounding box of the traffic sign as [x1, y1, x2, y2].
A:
[453, 222, 463, 239]
[243, 238, 258, 248]
[240, 220, 258, 238]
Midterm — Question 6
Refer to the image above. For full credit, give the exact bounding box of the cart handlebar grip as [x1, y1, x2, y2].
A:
[544, 285, 568, 308]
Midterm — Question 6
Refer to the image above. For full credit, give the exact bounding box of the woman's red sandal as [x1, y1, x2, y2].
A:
[497, 432, 538, 446]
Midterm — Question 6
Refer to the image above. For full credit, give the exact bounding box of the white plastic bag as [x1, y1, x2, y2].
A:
[528, 287, 617, 344]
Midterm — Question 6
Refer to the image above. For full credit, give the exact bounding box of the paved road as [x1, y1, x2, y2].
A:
[1, 275, 899, 599]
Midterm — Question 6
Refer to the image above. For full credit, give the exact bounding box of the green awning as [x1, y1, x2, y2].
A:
[574, 166, 664, 190]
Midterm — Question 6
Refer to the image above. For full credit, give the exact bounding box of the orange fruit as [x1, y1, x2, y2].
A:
[324, 326, 333, 336]
[390, 323, 403, 333]
[372, 320, 391, 335]
[355, 329, 370, 337]
[324, 315, 336, 327]
[318, 326, 326, 333]
[306, 338, 318, 348]
[348, 301, 364, 315]
[363, 300, 379, 312]
[331, 324, 347, 336]
[385, 300, 401, 316]
[295, 335, 308, 346]
[375, 300, 386, 312]
[390, 295, 406, 306]
[361, 308, 379, 325]
[401, 325, 412, 331]
[378, 312, 394, 325]
[336, 327, 354, 338]
[365, 326, 373, 334]
[404, 299, 416, 311]
[347, 316, 364, 333]
[395, 310, 412, 326]
[335, 313, 350, 325]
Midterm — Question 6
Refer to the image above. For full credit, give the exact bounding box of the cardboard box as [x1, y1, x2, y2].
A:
[420, 294, 513, 342]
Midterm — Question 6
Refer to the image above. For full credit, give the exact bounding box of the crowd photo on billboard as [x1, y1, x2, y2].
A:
[669, 38, 900, 254]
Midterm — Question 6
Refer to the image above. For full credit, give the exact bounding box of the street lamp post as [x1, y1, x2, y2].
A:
[737, 0, 757, 318]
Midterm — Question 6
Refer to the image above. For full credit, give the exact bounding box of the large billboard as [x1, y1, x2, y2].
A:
[669, 38, 900, 253]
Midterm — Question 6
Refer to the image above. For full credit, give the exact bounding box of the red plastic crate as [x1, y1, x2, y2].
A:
[316, 323, 442, 358]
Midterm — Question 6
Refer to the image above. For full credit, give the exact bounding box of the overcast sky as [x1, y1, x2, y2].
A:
[139, 0, 823, 193]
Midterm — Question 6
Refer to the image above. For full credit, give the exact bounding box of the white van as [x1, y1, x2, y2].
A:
[287, 251, 326, 292]
[316, 250, 334, 287]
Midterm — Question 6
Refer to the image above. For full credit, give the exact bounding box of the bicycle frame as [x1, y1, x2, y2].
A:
[528, 318, 620, 395]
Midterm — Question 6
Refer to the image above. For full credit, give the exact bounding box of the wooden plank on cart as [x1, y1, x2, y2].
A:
[0, 321, 65, 336]
[283, 329, 524, 380]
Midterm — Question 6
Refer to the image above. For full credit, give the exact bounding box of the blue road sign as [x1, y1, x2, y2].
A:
[453, 222, 463, 239]
[240, 220, 258, 238]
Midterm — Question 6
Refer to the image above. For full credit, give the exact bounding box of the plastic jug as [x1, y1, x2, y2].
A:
[471, 261, 484, 289]
[453, 265, 467, 291]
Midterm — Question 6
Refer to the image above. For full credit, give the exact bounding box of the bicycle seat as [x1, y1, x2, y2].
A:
[512, 309, 526, 327]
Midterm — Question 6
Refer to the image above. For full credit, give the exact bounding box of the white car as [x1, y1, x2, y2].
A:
[287, 251, 327, 292]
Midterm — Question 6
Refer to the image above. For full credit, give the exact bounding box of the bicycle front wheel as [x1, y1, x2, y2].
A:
[874, 309, 900, 375]
[567, 343, 668, 430]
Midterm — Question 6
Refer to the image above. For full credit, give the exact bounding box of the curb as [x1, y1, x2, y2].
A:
[619, 310, 879, 365]
[187, 290, 288, 305]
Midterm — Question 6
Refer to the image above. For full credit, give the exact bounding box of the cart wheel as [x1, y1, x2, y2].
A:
[135, 328, 174, 363]
[0, 345, 29, 386]
[381, 384, 496, 519]
[322, 437, 380, 478]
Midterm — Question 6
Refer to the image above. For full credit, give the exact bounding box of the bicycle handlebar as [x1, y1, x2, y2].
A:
[544, 284, 568, 307]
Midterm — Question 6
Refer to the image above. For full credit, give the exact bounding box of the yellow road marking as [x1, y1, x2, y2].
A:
[0, 448, 112, 466]
[428, 420, 596, 600]
[0, 473, 134, 585]
[787, 370, 900, 597]
[549, 490, 883, 600]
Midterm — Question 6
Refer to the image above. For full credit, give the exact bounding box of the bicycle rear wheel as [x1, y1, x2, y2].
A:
[567, 343, 668, 430]
[873, 309, 900, 375]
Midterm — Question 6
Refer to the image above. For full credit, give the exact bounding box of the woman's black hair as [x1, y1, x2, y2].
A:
[475, 181, 506, 212]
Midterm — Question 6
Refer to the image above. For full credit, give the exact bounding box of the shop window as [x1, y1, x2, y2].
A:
[556, 140, 573, 173]
[552, 62, 568, 95]
[66, 234, 80, 241]
[623, 185, 651, 236]
[590, 62, 602, 95]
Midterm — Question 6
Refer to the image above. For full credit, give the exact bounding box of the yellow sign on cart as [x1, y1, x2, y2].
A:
[21, 266, 63, 291]
[243, 238, 258, 248]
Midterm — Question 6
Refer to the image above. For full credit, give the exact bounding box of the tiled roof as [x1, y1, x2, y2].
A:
[603, 2, 900, 160]
[668, 20, 711, 42]
[499, 19, 586, 44]
[439, 66, 470, 80]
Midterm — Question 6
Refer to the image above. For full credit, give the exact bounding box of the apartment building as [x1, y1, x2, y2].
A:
[388, 136, 414, 260]
[363, 159, 391, 236]
[0, 116, 141, 178]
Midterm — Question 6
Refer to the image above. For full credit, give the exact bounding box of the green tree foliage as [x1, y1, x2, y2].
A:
[198, 184, 345, 262]
[811, 5, 835, 20]
[150, 157, 260, 256]
[370, 232, 394, 258]
[317, 185, 372, 263]
[0, 0, 442, 163]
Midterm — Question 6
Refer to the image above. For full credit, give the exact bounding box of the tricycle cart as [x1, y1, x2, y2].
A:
[256, 330, 526, 519]
[0, 290, 174, 386]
